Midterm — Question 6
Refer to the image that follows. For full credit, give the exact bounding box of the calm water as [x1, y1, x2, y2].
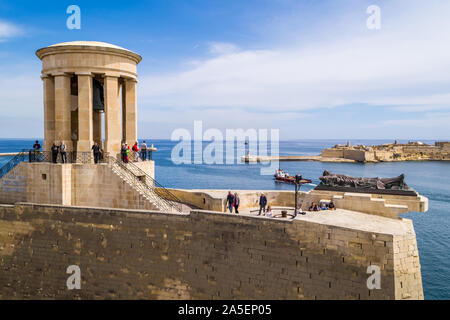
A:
[1, 138, 449, 299]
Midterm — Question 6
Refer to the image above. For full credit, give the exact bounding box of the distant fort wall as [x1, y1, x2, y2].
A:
[0, 203, 423, 299]
[322, 141, 450, 162]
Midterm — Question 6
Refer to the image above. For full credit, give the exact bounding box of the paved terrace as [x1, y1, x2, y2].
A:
[235, 207, 415, 236]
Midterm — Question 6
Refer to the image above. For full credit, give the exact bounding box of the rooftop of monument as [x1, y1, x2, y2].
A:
[36, 40, 142, 63]
[48, 41, 129, 51]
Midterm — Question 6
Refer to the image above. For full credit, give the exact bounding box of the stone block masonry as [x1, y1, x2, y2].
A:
[0, 203, 423, 299]
[0, 162, 156, 210]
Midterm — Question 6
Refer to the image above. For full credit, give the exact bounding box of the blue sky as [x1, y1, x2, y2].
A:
[0, 0, 450, 140]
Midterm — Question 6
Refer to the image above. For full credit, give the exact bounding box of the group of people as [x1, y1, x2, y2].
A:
[50, 141, 70, 164]
[224, 191, 337, 218]
[226, 192, 240, 213]
[308, 201, 336, 211]
[226, 192, 273, 216]
[30, 140, 152, 164]
[121, 141, 151, 163]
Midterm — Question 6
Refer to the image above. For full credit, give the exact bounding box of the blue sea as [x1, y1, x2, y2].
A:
[1, 138, 449, 300]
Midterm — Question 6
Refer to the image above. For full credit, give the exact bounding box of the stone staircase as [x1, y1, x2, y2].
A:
[0, 150, 27, 179]
[107, 157, 183, 213]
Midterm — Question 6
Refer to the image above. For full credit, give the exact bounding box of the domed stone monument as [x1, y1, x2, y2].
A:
[35, 41, 142, 156]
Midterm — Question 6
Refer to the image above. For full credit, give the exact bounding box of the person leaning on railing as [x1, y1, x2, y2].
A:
[31, 140, 41, 162]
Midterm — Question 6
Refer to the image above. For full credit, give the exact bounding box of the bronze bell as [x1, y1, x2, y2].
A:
[93, 79, 104, 112]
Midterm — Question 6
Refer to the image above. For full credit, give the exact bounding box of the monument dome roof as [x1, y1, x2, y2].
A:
[36, 41, 142, 63]
[48, 41, 130, 51]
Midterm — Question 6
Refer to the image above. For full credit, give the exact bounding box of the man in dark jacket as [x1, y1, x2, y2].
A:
[258, 193, 267, 215]
[226, 191, 234, 213]
[92, 142, 101, 164]
[51, 143, 59, 163]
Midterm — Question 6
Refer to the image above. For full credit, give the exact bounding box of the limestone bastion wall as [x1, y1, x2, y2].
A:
[0, 162, 155, 210]
[0, 203, 422, 299]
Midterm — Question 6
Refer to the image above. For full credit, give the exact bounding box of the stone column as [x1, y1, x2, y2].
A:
[76, 73, 94, 153]
[42, 75, 55, 152]
[121, 80, 126, 143]
[54, 73, 73, 150]
[103, 75, 121, 156]
[124, 78, 138, 146]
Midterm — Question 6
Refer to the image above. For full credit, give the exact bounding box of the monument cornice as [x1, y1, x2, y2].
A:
[42, 67, 137, 80]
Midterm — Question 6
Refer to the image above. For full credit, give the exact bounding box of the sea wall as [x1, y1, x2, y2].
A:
[321, 149, 344, 158]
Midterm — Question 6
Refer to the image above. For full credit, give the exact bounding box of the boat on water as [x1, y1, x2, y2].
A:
[274, 169, 312, 184]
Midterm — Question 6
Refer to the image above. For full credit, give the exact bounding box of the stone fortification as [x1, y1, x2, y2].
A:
[0, 203, 423, 299]
[322, 141, 450, 162]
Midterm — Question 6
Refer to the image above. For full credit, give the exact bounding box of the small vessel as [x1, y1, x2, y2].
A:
[274, 169, 312, 184]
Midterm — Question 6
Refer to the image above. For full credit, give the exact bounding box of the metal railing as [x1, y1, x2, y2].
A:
[28, 151, 109, 164]
[0, 149, 27, 179]
[107, 155, 183, 213]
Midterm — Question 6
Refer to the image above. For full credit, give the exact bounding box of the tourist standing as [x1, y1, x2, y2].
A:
[140, 140, 148, 161]
[226, 191, 234, 213]
[51, 143, 59, 163]
[125, 143, 131, 163]
[258, 193, 267, 215]
[33, 140, 41, 151]
[60, 141, 67, 163]
[92, 142, 100, 164]
[31, 140, 41, 161]
[132, 141, 139, 162]
[121, 143, 127, 163]
[233, 193, 240, 214]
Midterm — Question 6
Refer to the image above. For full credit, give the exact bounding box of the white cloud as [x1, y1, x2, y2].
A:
[207, 42, 240, 55]
[138, 1, 450, 115]
[0, 20, 22, 41]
